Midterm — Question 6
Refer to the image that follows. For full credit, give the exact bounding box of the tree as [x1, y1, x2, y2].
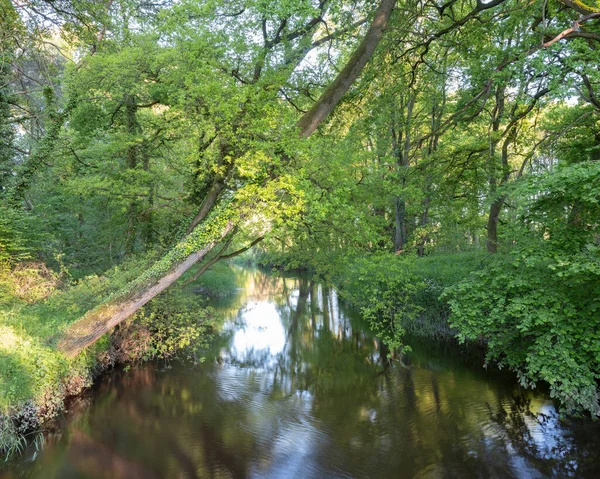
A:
[57, 0, 397, 357]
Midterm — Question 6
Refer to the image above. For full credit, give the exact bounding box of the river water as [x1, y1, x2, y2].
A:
[3, 267, 600, 478]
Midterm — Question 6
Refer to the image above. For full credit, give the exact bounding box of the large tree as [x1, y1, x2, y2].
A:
[57, 0, 397, 356]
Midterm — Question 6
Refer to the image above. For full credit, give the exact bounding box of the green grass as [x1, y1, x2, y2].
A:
[180, 261, 238, 298]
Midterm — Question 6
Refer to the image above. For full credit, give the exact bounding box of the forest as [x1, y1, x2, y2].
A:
[1, 0, 600, 463]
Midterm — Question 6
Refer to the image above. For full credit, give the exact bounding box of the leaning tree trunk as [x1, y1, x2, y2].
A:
[58, 0, 396, 358]
[58, 223, 234, 357]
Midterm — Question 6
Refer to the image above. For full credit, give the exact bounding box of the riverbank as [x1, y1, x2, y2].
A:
[320, 249, 600, 417]
[332, 251, 488, 342]
[0, 258, 236, 461]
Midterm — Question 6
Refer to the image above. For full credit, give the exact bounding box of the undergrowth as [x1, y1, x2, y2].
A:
[333, 250, 487, 347]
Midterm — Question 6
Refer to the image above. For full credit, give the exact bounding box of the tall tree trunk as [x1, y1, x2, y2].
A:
[486, 127, 513, 253]
[58, 0, 397, 358]
[394, 198, 407, 252]
[486, 85, 506, 253]
[124, 94, 140, 255]
[486, 198, 503, 253]
[296, 0, 396, 138]
[393, 93, 415, 253]
[417, 193, 430, 257]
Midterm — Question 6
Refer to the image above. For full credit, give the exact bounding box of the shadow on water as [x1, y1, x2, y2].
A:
[3, 266, 600, 478]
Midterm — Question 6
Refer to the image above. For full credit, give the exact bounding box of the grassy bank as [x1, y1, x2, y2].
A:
[0, 257, 236, 461]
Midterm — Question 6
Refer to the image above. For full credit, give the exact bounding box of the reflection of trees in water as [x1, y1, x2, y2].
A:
[484, 393, 600, 477]
[22, 268, 600, 478]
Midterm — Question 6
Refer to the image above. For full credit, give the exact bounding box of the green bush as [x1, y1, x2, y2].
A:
[333, 251, 486, 350]
[335, 253, 423, 354]
[444, 246, 600, 416]
[444, 162, 600, 416]
[133, 289, 217, 361]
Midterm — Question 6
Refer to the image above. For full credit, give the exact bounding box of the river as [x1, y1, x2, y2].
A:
[3, 267, 600, 478]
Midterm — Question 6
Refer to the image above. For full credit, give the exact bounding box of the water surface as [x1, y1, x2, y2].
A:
[3, 267, 600, 478]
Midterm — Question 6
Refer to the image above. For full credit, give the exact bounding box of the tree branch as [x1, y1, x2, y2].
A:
[296, 0, 397, 137]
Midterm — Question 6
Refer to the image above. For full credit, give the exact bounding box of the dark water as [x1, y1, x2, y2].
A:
[3, 267, 600, 478]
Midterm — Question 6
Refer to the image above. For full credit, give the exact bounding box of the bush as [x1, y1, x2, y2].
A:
[335, 253, 422, 355]
[0, 262, 61, 304]
[133, 290, 217, 361]
[333, 251, 486, 350]
[444, 245, 600, 416]
[444, 162, 600, 416]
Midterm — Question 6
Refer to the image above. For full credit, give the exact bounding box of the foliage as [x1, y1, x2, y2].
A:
[0, 262, 61, 304]
[333, 251, 486, 349]
[0, 415, 24, 462]
[335, 253, 422, 355]
[445, 162, 600, 416]
[1, 0, 600, 438]
[185, 262, 238, 298]
[0, 207, 31, 266]
[0, 251, 167, 457]
[134, 290, 217, 362]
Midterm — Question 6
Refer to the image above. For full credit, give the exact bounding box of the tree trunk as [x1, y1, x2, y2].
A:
[296, 0, 396, 137]
[486, 196, 504, 253]
[394, 197, 407, 252]
[392, 93, 414, 253]
[58, 0, 397, 358]
[58, 222, 234, 358]
[185, 178, 225, 235]
[124, 95, 140, 255]
[485, 85, 506, 253]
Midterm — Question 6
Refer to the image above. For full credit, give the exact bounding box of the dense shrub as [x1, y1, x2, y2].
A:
[444, 246, 600, 416]
[336, 254, 422, 354]
[444, 162, 600, 416]
[129, 290, 217, 362]
[333, 251, 486, 351]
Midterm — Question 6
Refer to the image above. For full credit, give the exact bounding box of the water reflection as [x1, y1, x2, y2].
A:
[3, 267, 600, 478]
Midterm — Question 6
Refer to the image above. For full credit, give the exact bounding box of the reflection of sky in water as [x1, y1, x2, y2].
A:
[231, 301, 286, 361]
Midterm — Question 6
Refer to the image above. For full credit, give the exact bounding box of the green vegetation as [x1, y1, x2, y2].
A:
[444, 161, 600, 416]
[186, 262, 238, 298]
[333, 251, 488, 344]
[0, 253, 229, 457]
[1, 0, 600, 458]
